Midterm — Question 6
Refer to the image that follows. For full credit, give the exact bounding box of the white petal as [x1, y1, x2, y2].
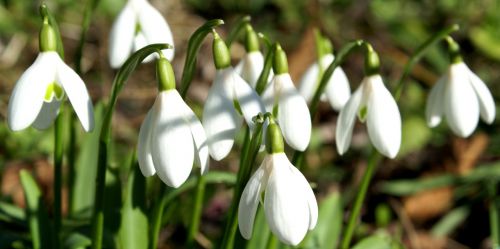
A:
[56, 58, 95, 132]
[7, 52, 57, 131]
[109, 4, 136, 68]
[335, 82, 364, 155]
[32, 98, 62, 130]
[175, 90, 210, 174]
[325, 66, 351, 111]
[425, 75, 446, 127]
[365, 75, 401, 158]
[151, 91, 194, 188]
[137, 1, 175, 61]
[238, 158, 269, 240]
[137, 110, 156, 177]
[298, 61, 320, 103]
[264, 153, 310, 246]
[232, 69, 266, 131]
[467, 66, 496, 124]
[133, 32, 156, 63]
[275, 74, 311, 151]
[261, 77, 277, 112]
[202, 68, 241, 161]
[444, 63, 479, 137]
[238, 51, 264, 88]
[289, 162, 318, 230]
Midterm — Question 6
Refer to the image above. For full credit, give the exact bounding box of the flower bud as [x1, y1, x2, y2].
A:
[212, 31, 231, 69]
[266, 117, 285, 154]
[39, 18, 57, 52]
[244, 24, 260, 53]
[364, 44, 380, 76]
[156, 53, 176, 91]
[273, 44, 288, 75]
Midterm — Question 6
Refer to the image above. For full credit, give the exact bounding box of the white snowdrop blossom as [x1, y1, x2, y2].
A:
[7, 51, 94, 132]
[336, 74, 401, 158]
[426, 62, 496, 137]
[202, 67, 266, 161]
[234, 51, 274, 88]
[262, 45, 311, 151]
[238, 122, 318, 246]
[109, 0, 174, 68]
[298, 53, 351, 111]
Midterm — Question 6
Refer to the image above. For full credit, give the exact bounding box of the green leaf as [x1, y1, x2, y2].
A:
[301, 191, 343, 249]
[469, 25, 500, 61]
[398, 116, 431, 157]
[351, 234, 393, 249]
[117, 161, 149, 249]
[431, 206, 470, 237]
[71, 102, 104, 216]
[63, 233, 92, 249]
[19, 170, 51, 249]
[225, 15, 251, 47]
[180, 19, 224, 98]
[0, 201, 25, 225]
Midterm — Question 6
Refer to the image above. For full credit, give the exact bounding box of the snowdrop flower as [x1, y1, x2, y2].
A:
[262, 44, 311, 151]
[234, 25, 273, 88]
[299, 53, 351, 111]
[137, 55, 208, 187]
[7, 17, 94, 132]
[203, 32, 266, 161]
[238, 120, 318, 246]
[109, 0, 174, 68]
[336, 45, 401, 158]
[426, 37, 495, 137]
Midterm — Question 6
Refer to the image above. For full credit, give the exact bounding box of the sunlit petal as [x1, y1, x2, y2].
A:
[109, 3, 136, 68]
[151, 91, 194, 187]
[467, 66, 496, 124]
[325, 66, 351, 111]
[289, 160, 318, 230]
[57, 58, 95, 132]
[137, 110, 156, 177]
[365, 75, 401, 159]
[425, 75, 446, 127]
[444, 63, 479, 137]
[335, 81, 364, 155]
[202, 68, 241, 161]
[232, 69, 266, 131]
[298, 60, 320, 102]
[137, 1, 175, 60]
[275, 74, 311, 151]
[7, 52, 56, 131]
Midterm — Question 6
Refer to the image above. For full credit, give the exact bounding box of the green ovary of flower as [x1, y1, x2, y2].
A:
[44, 82, 64, 101]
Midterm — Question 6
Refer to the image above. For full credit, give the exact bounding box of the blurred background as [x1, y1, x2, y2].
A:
[1, 0, 500, 248]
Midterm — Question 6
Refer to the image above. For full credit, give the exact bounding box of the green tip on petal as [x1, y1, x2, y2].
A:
[445, 36, 463, 64]
[364, 43, 380, 76]
[244, 24, 260, 52]
[156, 55, 176, 91]
[273, 44, 288, 75]
[44, 82, 64, 101]
[265, 116, 285, 154]
[212, 30, 231, 69]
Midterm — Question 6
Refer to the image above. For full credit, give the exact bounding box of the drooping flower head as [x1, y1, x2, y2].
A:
[299, 32, 351, 111]
[137, 53, 208, 187]
[7, 11, 94, 132]
[238, 117, 318, 246]
[262, 44, 311, 151]
[202, 31, 266, 161]
[109, 0, 174, 68]
[234, 24, 273, 88]
[426, 37, 495, 137]
[336, 44, 401, 158]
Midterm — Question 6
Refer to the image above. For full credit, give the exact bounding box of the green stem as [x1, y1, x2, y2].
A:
[75, 0, 100, 74]
[187, 174, 206, 246]
[489, 181, 500, 249]
[291, 40, 365, 168]
[265, 234, 279, 249]
[220, 116, 265, 249]
[180, 19, 224, 97]
[225, 15, 251, 47]
[340, 151, 382, 249]
[90, 44, 170, 249]
[53, 107, 64, 249]
[393, 24, 459, 101]
[255, 43, 276, 95]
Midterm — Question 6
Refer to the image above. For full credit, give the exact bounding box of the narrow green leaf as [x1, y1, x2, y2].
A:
[19, 170, 51, 249]
[431, 206, 470, 237]
[351, 235, 393, 249]
[0, 201, 25, 224]
[118, 161, 149, 249]
[180, 19, 224, 98]
[225, 15, 251, 47]
[64, 233, 92, 249]
[301, 191, 343, 249]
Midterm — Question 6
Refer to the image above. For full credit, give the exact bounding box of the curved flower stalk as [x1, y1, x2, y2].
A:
[336, 45, 401, 158]
[202, 31, 266, 161]
[234, 25, 273, 88]
[109, 0, 174, 68]
[238, 118, 318, 246]
[137, 55, 208, 188]
[7, 17, 94, 132]
[262, 44, 311, 151]
[299, 53, 351, 111]
[426, 37, 495, 137]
